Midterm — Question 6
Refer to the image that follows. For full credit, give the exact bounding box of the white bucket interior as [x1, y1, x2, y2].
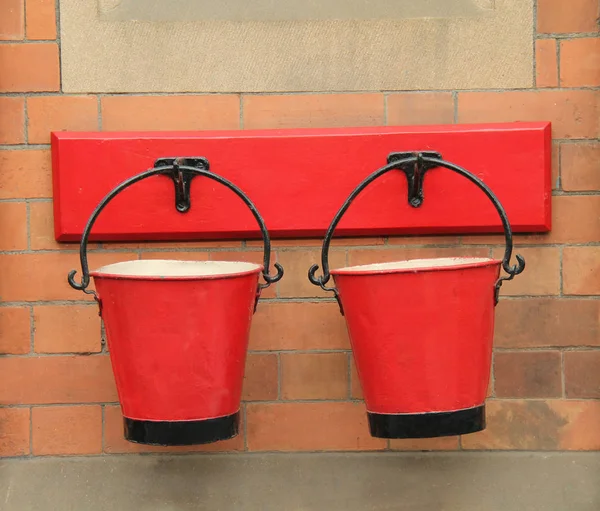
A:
[333, 257, 497, 274]
[91, 259, 262, 278]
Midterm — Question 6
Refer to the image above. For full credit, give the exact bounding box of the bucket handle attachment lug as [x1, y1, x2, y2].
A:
[308, 152, 525, 314]
[68, 158, 284, 313]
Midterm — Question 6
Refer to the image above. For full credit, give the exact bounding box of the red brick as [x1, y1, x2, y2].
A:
[495, 299, 600, 348]
[246, 237, 385, 248]
[492, 247, 561, 296]
[390, 436, 459, 451]
[462, 400, 600, 451]
[0, 251, 138, 301]
[103, 405, 244, 453]
[243, 94, 385, 129]
[561, 142, 600, 191]
[25, 0, 56, 40]
[0, 43, 59, 92]
[0, 408, 30, 456]
[0, 150, 52, 199]
[494, 351, 562, 398]
[536, 39, 559, 88]
[552, 142, 560, 190]
[101, 95, 240, 131]
[276, 249, 347, 298]
[0, 97, 25, 144]
[348, 247, 489, 267]
[32, 405, 102, 455]
[508, 196, 600, 245]
[0, 0, 24, 40]
[27, 96, 98, 144]
[243, 353, 278, 401]
[34, 305, 102, 354]
[388, 235, 461, 246]
[0, 202, 27, 250]
[537, 0, 600, 34]
[0, 307, 31, 355]
[29, 201, 87, 250]
[246, 402, 386, 451]
[458, 90, 599, 139]
[139, 251, 209, 261]
[281, 353, 348, 400]
[0, 355, 117, 404]
[560, 38, 600, 87]
[565, 351, 600, 398]
[387, 93, 454, 126]
[250, 302, 350, 351]
[563, 247, 600, 295]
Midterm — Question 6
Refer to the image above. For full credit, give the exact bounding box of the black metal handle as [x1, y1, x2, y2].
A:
[308, 153, 525, 311]
[68, 158, 284, 308]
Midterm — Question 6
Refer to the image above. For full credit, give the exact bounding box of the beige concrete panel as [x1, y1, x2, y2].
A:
[60, 0, 533, 93]
[97, 0, 495, 21]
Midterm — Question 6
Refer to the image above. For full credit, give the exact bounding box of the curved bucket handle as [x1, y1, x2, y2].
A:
[308, 152, 525, 313]
[68, 157, 284, 312]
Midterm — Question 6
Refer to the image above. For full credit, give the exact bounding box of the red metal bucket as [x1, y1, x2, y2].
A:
[308, 154, 526, 438]
[67, 160, 284, 445]
[92, 259, 262, 445]
[332, 257, 501, 438]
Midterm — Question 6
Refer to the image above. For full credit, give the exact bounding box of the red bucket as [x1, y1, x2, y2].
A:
[332, 257, 501, 438]
[92, 259, 262, 445]
[67, 160, 284, 445]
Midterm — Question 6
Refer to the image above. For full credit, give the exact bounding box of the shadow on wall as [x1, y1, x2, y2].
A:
[97, 0, 495, 21]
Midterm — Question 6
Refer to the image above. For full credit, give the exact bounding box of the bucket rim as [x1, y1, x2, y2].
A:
[331, 257, 502, 276]
[90, 259, 264, 281]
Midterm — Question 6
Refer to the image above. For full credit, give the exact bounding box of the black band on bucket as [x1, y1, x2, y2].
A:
[367, 405, 485, 439]
[123, 412, 240, 446]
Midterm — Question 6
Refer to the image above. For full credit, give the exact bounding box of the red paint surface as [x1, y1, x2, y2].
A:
[332, 260, 500, 414]
[93, 269, 260, 421]
[51, 123, 551, 242]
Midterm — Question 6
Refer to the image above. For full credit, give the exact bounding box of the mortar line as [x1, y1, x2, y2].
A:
[452, 91, 458, 123]
[560, 351, 566, 399]
[556, 38, 562, 87]
[239, 95, 245, 129]
[28, 305, 35, 355]
[276, 352, 282, 400]
[97, 96, 102, 131]
[346, 352, 352, 399]
[383, 93, 389, 126]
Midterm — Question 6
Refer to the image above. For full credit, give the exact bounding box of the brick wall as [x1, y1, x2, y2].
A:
[0, 0, 599, 457]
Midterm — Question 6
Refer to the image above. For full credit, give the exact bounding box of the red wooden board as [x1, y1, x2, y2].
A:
[51, 123, 551, 242]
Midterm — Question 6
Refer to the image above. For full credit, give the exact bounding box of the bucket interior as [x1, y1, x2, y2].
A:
[331, 257, 499, 275]
[90, 259, 263, 279]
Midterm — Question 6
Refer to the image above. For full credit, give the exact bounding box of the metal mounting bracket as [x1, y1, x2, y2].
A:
[154, 157, 210, 213]
[387, 151, 443, 208]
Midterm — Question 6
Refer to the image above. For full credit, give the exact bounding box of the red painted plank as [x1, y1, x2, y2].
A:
[51, 123, 551, 242]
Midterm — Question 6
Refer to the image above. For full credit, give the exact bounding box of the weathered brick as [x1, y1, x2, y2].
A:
[494, 351, 562, 398]
[560, 38, 600, 87]
[0, 43, 59, 92]
[458, 90, 599, 139]
[495, 299, 600, 348]
[32, 405, 102, 455]
[27, 96, 98, 144]
[0, 356, 117, 405]
[101, 95, 240, 131]
[537, 0, 600, 33]
[246, 402, 386, 451]
[565, 351, 600, 398]
[281, 353, 348, 400]
[243, 94, 385, 129]
[387, 93, 454, 126]
[536, 39, 559, 88]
